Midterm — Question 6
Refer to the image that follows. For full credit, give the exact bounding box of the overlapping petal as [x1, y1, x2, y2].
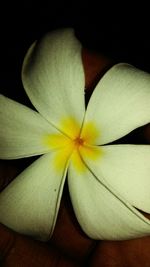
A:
[68, 161, 150, 240]
[0, 151, 69, 240]
[22, 28, 85, 134]
[83, 63, 150, 145]
[80, 144, 150, 213]
[100, 145, 150, 213]
[0, 95, 62, 159]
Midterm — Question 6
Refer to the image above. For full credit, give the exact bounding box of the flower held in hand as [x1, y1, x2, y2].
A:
[0, 28, 150, 241]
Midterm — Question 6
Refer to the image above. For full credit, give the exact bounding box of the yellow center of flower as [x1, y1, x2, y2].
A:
[43, 117, 101, 172]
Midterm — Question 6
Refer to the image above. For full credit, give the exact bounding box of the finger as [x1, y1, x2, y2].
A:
[51, 184, 97, 262]
[0, 223, 15, 260]
[90, 237, 150, 267]
[0, 161, 97, 263]
[82, 48, 114, 100]
[0, 223, 81, 267]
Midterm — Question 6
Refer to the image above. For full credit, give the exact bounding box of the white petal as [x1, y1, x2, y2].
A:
[91, 144, 150, 213]
[83, 63, 150, 145]
[68, 162, 150, 240]
[0, 95, 61, 159]
[0, 152, 68, 241]
[22, 28, 85, 133]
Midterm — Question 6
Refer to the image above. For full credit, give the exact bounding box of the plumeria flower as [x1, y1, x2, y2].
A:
[0, 28, 150, 241]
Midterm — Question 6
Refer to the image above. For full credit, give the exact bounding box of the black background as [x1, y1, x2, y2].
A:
[1, 2, 150, 100]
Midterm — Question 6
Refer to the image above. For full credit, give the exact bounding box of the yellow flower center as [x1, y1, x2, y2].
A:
[43, 117, 101, 172]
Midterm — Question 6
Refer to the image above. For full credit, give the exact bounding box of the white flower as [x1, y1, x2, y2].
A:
[0, 28, 150, 241]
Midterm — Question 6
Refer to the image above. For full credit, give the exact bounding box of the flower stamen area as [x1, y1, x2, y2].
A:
[74, 137, 85, 147]
[43, 117, 101, 172]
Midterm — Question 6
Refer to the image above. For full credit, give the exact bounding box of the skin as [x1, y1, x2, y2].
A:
[0, 47, 150, 267]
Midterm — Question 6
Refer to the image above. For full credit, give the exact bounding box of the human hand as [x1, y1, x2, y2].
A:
[0, 47, 107, 267]
[0, 46, 150, 267]
[0, 174, 96, 267]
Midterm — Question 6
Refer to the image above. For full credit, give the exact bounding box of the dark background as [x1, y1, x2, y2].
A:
[1, 2, 150, 101]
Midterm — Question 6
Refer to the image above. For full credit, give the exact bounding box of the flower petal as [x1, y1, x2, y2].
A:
[0, 95, 62, 159]
[83, 63, 150, 145]
[87, 144, 150, 213]
[22, 28, 85, 133]
[0, 151, 68, 241]
[68, 161, 150, 240]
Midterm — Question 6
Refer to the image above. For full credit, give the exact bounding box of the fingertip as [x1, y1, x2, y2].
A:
[82, 47, 113, 91]
[0, 223, 15, 260]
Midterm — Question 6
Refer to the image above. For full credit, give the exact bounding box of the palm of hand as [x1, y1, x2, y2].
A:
[0, 48, 150, 267]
